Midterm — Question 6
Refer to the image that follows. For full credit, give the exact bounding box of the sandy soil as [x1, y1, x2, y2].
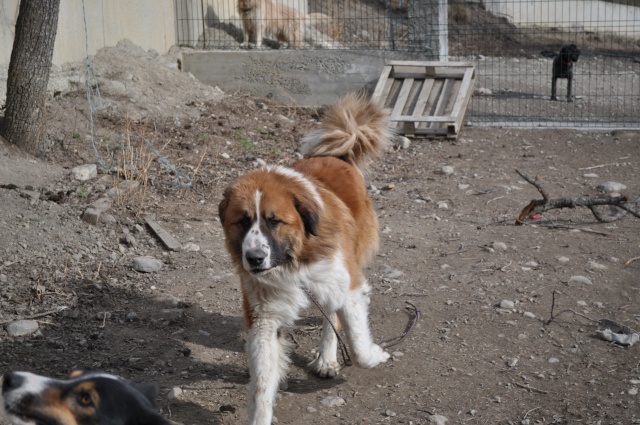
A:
[1, 40, 640, 425]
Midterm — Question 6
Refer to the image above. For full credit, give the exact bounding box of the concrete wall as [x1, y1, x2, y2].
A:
[0, 0, 176, 67]
[483, 0, 640, 39]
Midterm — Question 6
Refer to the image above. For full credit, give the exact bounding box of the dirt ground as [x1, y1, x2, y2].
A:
[1, 41, 640, 425]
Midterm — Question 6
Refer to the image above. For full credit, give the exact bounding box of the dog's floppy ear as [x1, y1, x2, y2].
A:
[219, 187, 232, 225]
[294, 195, 319, 237]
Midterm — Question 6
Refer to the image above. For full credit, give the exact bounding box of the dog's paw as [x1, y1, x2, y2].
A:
[357, 344, 390, 369]
[308, 354, 341, 378]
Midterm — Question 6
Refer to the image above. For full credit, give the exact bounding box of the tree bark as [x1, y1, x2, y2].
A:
[1, 0, 60, 153]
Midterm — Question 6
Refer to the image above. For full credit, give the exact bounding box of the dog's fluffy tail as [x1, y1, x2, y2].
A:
[300, 92, 392, 173]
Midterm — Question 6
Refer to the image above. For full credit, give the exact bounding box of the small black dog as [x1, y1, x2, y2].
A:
[551, 44, 580, 102]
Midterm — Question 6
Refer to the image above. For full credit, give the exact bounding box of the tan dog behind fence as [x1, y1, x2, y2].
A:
[238, 0, 303, 48]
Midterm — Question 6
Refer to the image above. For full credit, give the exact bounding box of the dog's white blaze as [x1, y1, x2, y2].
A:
[241, 190, 271, 271]
[266, 165, 324, 210]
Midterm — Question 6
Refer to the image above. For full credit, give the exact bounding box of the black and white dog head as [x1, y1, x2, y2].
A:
[2, 370, 172, 425]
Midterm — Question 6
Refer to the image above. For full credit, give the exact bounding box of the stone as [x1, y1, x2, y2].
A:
[499, 300, 515, 309]
[381, 264, 404, 279]
[428, 414, 449, 425]
[6, 320, 39, 337]
[167, 387, 183, 399]
[81, 208, 102, 225]
[523, 312, 536, 319]
[132, 256, 163, 273]
[547, 357, 560, 364]
[583, 173, 599, 179]
[569, 275, 593, 285]
[394, 136, 411, 149]
[492, 241, 508, 252]
[597, 181, 626, 194]
[183, 242, 200, 252]
[588, 260, 608, 271]
[439, 166, 454, 176]
[557, 256, 570, 263]
[320, 396, 345, 407]
[71, 164, 98, 181]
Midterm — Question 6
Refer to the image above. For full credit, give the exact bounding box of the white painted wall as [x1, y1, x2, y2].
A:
[482, 0, 640, 40]
[0, 0, 176, 67]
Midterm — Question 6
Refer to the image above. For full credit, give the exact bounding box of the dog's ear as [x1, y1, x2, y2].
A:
[294, 195, 319, 237]
[219, 187, 232, 225]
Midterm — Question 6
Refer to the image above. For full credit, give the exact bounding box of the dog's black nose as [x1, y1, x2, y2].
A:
[2, 372, 25, 393]
[245, 248, 267, 268]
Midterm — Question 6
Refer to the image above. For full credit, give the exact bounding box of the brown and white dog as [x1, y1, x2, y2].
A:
[219, 93, 392, 425]
[237, 0, 304, 49]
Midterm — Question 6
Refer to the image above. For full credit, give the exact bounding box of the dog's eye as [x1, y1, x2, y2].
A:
[267, 217, 282, 228]
[77, 391, 93, 407]
[236, 215, 251, 228]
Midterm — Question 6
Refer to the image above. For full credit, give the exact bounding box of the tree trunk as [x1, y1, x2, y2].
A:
[1, 0, 60, 153]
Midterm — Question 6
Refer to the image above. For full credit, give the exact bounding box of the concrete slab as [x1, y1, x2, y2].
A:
[181, 50, 427, 106]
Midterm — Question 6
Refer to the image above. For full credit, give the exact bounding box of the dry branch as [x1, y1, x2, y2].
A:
[515, 170, 640, 224]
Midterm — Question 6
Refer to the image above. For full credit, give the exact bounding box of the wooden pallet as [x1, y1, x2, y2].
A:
[372, 61, 476, 138]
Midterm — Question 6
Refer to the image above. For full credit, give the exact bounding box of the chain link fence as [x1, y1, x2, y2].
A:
[176, 0, 640, 127]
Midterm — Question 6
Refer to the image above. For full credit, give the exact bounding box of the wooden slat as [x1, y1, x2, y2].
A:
[389, 115, 455, 123]
[144, 217, 183, 251]
[392, 72, 467, 80]
[391, 78, 415, 129]
[372, 65, 393, 102]
[413, 79, 434, 129]
[385, 60, 474, 67]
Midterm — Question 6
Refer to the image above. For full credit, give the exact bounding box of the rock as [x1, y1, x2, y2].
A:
[394, 136, 411, 149]
[629, 387, 638, 396]
[81, 208, 102, 225]
[320, 396, 345, 407]
[439, 166, 454, 176]
[597, 181, 626, 194]
[475, 87, 492, 96]
[569, 275, 593, 285]
[437, 201, 448, 210]
[385, 410, 397, 417]
[557, 256, 570, 263]
[547, 357, 560, 364]
[6, 320, 39, 337]
[507, 357, 518, 367]
[381, 264, 404, 279]
[499, 300, 515, 309]
[458, 183, 470, 190]
[428, 414, 449, 425]
[583, 173, 599, 179]
[588, 260, 608, 271]
[183, 242, 200, 252]
[132, 256, 163, 273]
[523, 312, 536, 319]
[71, 164, 98, 181]
[306, 406, 317, 413]
[492, 241, 508, 252]
[221, 152, 230, 159]
[524, 260, 538, 267]
[167, 387, 183, 399]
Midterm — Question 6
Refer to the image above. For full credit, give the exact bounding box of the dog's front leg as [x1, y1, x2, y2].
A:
[567, 75, 573, 102]
[247, 319, 285, 425]
[551, 77, 558, 101]
[308, 314, 340, 378]
[338, 284, 390, 369]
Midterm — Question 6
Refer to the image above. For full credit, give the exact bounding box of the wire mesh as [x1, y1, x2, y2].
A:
[175, 0, 640, 126]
